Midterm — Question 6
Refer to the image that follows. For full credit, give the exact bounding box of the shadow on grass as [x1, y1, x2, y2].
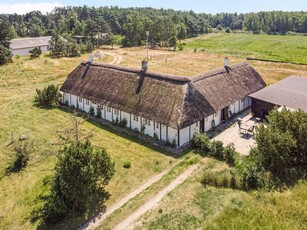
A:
[58, 106, 190, 159]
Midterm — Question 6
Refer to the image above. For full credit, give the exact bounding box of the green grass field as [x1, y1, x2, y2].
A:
[0, 54, 178, 230]
[1, 39, 306, 229]
[135, 160, 307, 230]
[185, 33, 307, 64]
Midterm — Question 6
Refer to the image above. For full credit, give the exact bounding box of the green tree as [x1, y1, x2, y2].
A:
[251, 108, 307, 182]
[40, 139, 115, 223]
[49, 33, 66, 57]
[0, 16, 15, 65]
[29, 47, 42, 59]
[34, 84, 61, 108]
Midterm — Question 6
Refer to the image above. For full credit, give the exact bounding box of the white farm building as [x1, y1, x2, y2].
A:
[10, 36, 51, 56]
[60, 60, 266, 147]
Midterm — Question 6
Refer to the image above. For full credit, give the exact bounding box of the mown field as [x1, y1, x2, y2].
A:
[0, 33, 307, 229]
[185, 33, 307, 64]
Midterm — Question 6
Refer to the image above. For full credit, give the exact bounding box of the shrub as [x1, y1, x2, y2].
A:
[89, 106, 95, 116]
[171, 138, 177, 147]
[29, 47, 42, 59]
[225, 27, 231, 33]
[119, 118, 127, 127]
[96, 109, 102, 118]
[165, 139, 171, 146]
[6, 141, 33, 174]
[34, 84, 60, 108]
[210, 140, 224, 160]
[192, 133, 211, 154]
[141, 125, 145, 134]
[224, 143, 237, 165]
[154, 132, 159, 141]
[123, 160, 131, 169]
[178, 42, 184, 51]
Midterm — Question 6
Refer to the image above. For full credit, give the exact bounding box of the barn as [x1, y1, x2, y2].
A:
[9, 36, 51, 56]
[60, 60, 266, 147]
[250, 76, 307, 118]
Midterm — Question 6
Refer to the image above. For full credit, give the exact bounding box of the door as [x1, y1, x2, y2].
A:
[199, 119, 205, 133]
[221, 107, 229, 121]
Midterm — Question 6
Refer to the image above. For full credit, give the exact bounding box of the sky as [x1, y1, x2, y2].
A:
[0, 0, 306, 15]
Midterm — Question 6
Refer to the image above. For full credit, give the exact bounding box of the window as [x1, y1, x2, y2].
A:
[156, 123, 159, 129]
[133, 115, 139, 121]
[114, 109, 120, 115]
[78, 97, 82, 102]
[97, 104, 103, 110]
[241, 99, 244, 103]
[85, 99, 90, 105]
[206, 117, 208, 122]
[107, 106, 112, 113]
[144, 119, 150, 126]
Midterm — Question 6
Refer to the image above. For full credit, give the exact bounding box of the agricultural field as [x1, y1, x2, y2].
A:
[185, 33, 307, 64]
[0, 33, 307, 229]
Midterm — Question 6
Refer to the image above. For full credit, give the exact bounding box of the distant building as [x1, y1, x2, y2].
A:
[60, 60, 266, 147]
[10, 36, 51, 56]
[250, 76, 307, 118]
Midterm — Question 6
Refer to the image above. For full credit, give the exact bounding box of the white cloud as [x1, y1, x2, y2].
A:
[0, 2, 65, 15]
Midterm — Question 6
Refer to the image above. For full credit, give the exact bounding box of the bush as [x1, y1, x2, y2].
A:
[29, 47, 42, 59]
[34, 84, 60, 108]
[141, 125, 145, 134]
[171, 138, 177, 147]
[119, 118, 127, 127]
[96, 109, 102, 118]
[225, 27, 231, 33]
[192, 133, 211, 154]
[154, 132, 159, 141]
[123, 160, 131, 169]
[178, 42, 184, 51]
[89, 106, 95, 116]
[224, 143, 237, 165]
[6, 141, 33, 174]
[193, 133, 238, 165]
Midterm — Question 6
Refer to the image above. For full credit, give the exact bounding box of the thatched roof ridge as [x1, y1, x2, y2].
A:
[191, 62, 249, 83]
[82, 61, 191, 83]
[61, 61, 266, 129]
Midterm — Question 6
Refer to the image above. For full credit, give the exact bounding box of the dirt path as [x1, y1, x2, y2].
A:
[78, 161, 182, 230]
[104, 51, 123, 65]
[113, 164, 199, 230]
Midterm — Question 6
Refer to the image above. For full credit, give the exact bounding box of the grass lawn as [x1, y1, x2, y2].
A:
[1, 38, 307, 229]
[135, 160, 307, 230]
[185, 33, 307, 64]
[0, 54, 177, 230]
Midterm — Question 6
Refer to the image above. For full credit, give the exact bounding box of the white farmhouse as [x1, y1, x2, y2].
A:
[60, 60, 266, 147]
[10, 36, 51, 56]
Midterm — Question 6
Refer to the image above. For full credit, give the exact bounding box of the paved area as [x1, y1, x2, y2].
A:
[213, 112, 257, 155]
[114, 164, 199, 230]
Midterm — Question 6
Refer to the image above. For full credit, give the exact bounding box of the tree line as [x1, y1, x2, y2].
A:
[1, 7, 307, 65]
[4, 7, 307, 41]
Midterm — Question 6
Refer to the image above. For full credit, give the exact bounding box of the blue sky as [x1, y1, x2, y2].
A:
[0, 0, 306, 14]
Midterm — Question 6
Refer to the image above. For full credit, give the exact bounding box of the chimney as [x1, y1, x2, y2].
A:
[141, 60, 148, 72]
[224, 57, 229, 68]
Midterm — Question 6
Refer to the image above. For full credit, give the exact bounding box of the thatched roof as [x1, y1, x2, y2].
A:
[61, 62, 266, 129]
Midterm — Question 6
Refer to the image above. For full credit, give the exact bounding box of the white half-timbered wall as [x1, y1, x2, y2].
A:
[62, 93, 251, 147]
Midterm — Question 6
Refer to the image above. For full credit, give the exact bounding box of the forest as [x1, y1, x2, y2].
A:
[2, 7, 307, 47]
